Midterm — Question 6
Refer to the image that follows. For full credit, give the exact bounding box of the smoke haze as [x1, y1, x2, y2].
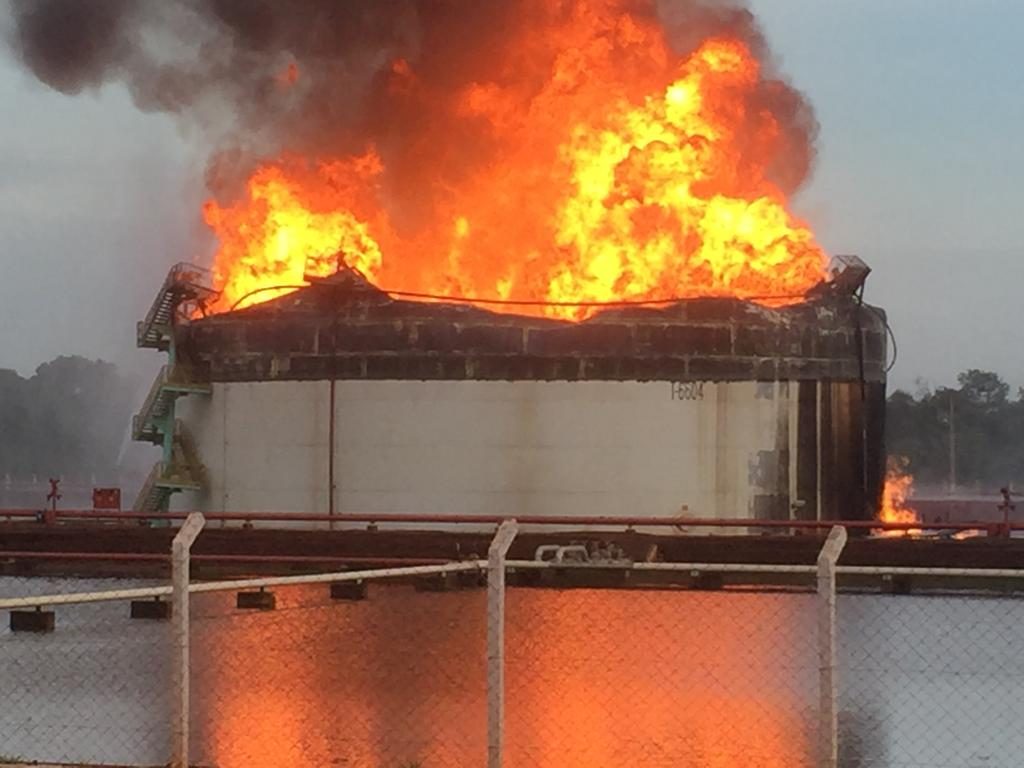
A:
[9, 0, 817, 201]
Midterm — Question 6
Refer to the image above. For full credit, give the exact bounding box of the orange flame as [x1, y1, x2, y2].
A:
[203, 32, 827, 315]
[877, 458, 921, 537]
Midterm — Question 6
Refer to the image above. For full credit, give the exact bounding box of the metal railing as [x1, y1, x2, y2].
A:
[135, 364, 172, 437]
[131, 459, 167, 513]
[134, 363, 211, 442]
[2, 509, 1021, 534]
[137, 262, 218, 349]
[3, 523, 1024, 767]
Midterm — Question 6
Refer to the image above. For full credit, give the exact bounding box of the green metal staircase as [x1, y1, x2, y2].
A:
[132, 263, 218, 515]
[132, 365, 211, 444]
[137, 262, 218, 350]
[133, 421, 207, 513]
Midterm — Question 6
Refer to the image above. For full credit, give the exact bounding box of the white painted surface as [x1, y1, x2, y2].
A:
[177, 381, 330, 516]
[175, 379, 798, 521]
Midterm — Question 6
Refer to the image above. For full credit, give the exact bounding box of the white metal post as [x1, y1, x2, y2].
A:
[171, 512, 205, 768]
[487, 520, 518, 768]
[817, 525, 847, 768]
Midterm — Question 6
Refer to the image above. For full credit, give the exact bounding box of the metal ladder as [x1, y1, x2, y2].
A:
[136, 262, 218, 350]
[133, 422, 206, 513]
[132, 365, 211, 445]
[132, 263, 218, 515]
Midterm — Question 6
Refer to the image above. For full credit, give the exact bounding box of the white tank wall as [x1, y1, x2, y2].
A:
[174, 379, 799, 521]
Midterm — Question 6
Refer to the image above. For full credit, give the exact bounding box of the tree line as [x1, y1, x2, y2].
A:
[0, 355, 1016, 494]
[887, 369, 1022, 491]
[0, 356, 139, 481]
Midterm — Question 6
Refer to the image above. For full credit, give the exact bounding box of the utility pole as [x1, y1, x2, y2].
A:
[948, 391, 956, 496]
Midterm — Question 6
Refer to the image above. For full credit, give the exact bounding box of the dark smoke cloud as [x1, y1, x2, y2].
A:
[11, 0, 133, 94]
[8, 0, 817, 201]
[660, 0, 764, 55]
[9, 0, 420, 154]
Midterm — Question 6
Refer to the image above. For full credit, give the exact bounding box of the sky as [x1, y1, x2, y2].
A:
[0, 1, 1022, 393]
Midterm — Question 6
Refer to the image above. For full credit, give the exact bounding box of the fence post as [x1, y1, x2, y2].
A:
[817, 525, 847, 768]
[171, 512, 205, 768]
[487, 519, 518, 768]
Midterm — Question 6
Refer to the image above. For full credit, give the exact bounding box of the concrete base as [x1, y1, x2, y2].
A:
[414, 569, 487, 592]
[457, 569, 487, 589]
[329, 581, 367, 601]
[883, 574, 914, 595]
[130, 599, 172, 620]
[688, 572, 726, 591]
[236, 590, 276, 610]
[415, 572, 461, 592]
[10, 609, 55, 633]
[528, 567, 631, 589]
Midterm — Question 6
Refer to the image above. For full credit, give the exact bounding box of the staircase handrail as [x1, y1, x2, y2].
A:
[137, 262, 220, 347]
[136, 365, 171, 428]
[132, 461, 166, 512]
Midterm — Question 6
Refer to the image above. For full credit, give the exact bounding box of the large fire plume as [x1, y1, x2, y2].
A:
[197, 6, 826, 316]
[10, 0, 828, 318]
[877, 457, 922, 537]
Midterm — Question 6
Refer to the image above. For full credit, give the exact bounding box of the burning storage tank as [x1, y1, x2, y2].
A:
[107, 5, 873, 524]
[137, 262, 888, 524]
[14, 0, 883, 523]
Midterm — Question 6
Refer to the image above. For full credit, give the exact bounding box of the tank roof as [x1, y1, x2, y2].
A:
[180, 270, 888, 384]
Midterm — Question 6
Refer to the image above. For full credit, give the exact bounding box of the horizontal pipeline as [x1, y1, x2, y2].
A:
[0, 509, 1019, 532]
[0, 550, 450, 566]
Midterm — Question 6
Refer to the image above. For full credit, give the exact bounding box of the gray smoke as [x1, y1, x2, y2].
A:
[7, 0, 817, 202]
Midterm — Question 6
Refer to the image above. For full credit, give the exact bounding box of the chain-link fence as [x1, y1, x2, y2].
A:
[3, 523, 1024, 768]
[0, 577, 172, 766]
[838, 592, 1024, 768]
[504, 587, 819, 768]
[189, 580, 487, 768]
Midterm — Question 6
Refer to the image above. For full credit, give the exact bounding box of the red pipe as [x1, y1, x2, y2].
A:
[191, 554, 449, 565]
[1, 508, 1021, 531]
[328, 377, 336, 524]
[0, 550, 167, 561]
[0, 550, 450, 565]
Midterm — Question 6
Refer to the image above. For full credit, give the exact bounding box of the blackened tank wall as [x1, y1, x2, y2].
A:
[792, 380, 886, 522]
[180, 291, 887, 387]
[175, 283, 888, 523]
